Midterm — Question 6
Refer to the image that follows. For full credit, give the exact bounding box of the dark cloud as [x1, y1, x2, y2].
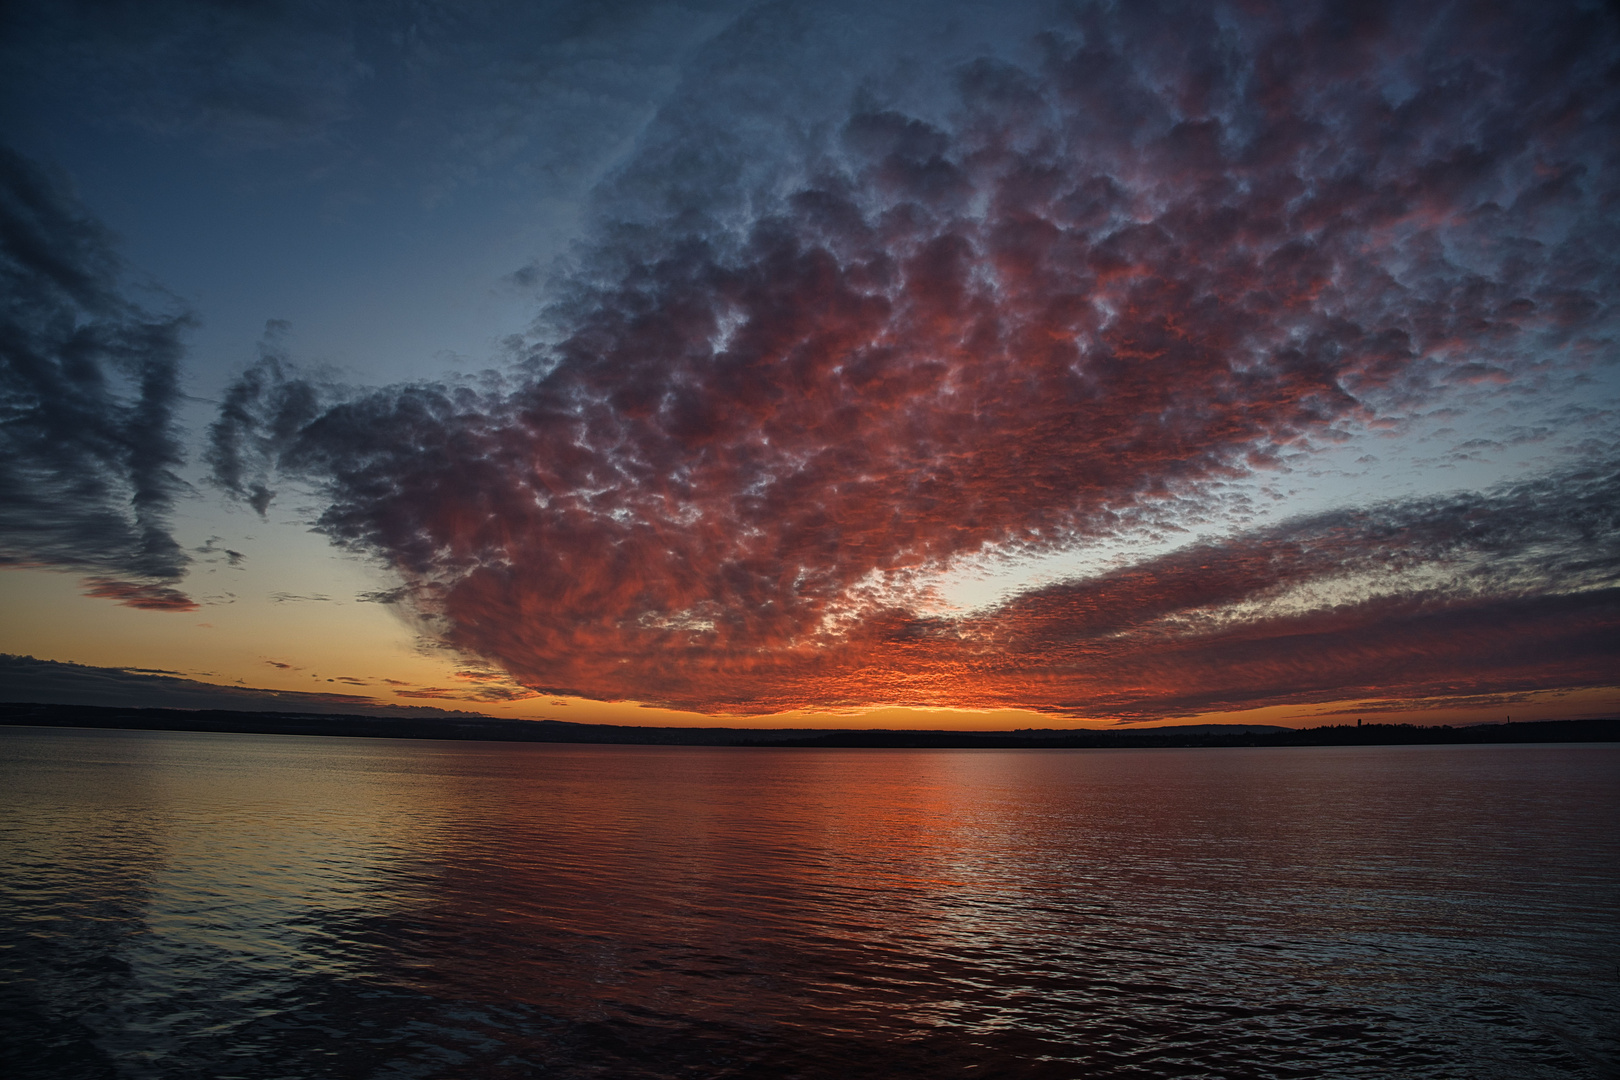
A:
[357, 586, 412, 604]
[205, 320, 327, 517]
[211, 0, 1620, 715]
[0, 146, 195, 608]
[195, 536, 246, 566]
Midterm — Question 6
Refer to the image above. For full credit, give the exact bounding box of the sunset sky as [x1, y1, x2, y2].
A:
[2, 0, 1616, 729]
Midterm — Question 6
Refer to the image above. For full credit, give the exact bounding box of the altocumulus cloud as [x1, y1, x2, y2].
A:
[0, 147, 195, 610]
[212, 0, 1620, 716]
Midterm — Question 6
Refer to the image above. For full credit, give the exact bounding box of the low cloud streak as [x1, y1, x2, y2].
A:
[0, 653, 487, 717]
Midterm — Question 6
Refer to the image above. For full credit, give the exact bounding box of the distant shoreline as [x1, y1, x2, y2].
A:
[2, 701, 1614, 749]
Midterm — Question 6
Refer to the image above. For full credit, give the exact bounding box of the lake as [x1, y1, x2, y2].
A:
[1, 727, 1616, 1078]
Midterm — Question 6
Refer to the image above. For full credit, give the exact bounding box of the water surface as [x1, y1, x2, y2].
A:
[2, 728, 1616, 1078]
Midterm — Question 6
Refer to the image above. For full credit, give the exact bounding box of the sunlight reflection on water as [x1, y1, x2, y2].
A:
[2, 729, 1616, 1078]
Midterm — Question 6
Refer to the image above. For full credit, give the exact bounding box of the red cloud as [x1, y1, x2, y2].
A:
[213, 1, 1620, 717]
[81, 578, 198, 612]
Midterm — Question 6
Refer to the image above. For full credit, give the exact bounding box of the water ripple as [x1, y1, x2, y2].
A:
[2, 730, 1616, 1078]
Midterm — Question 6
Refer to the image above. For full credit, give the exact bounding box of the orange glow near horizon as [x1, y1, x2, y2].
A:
[5, 563, 1616, 731]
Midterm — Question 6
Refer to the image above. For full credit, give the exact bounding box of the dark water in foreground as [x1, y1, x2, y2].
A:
[1, 729, 1616, 1079]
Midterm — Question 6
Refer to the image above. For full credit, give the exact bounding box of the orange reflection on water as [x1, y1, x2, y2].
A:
[8, 730, 1616, 1077]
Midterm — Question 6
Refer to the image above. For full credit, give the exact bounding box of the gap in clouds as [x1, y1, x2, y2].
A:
[207, 0, 1620, 718]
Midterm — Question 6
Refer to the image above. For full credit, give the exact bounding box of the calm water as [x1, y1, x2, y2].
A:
[1, 728, 1616, 1079]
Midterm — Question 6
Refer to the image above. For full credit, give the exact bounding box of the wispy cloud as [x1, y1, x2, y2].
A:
[194, 536, 245, 566]
[1, 0, 752, 201]
[81, 578, 198, 612]
[394, 684, 542, 703]
[0, 146, 195, 608]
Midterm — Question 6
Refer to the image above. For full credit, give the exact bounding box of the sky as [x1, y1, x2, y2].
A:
[1, 0, 1617, 730]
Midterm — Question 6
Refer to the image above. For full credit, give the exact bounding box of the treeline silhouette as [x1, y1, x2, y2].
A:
[1, 701, 1614, 748]
[743, 719, 1620, 748]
